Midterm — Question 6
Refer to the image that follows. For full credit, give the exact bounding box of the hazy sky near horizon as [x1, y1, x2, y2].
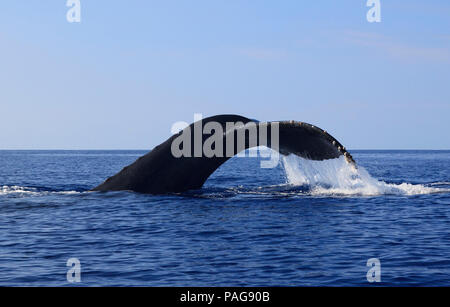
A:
[1, 1, 449, 149]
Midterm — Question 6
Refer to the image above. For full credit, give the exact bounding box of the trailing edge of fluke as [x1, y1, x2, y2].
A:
[92, 114, 355, 194]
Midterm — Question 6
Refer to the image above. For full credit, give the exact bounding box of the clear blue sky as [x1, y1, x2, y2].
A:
[1, 1, 449, 149]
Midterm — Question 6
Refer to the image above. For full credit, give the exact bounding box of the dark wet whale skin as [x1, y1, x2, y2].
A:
[92, 114, 354, 194]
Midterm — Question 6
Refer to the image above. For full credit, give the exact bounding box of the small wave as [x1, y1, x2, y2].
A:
[429, 182, 450, 187]
[0, 185, 81, 196]
[282, 155, 449, 197]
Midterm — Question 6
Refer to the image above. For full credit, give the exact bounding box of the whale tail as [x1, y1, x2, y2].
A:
[92, 114, 355, 194]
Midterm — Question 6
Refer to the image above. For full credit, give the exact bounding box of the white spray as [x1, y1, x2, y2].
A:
[282, 155, 447, 196]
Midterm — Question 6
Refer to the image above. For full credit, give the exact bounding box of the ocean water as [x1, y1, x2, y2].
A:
[0, 150, 449, 286]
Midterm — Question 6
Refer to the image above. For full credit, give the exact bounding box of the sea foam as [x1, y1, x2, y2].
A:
[0, 185, 80, 196]
[282, 155, 448, 196]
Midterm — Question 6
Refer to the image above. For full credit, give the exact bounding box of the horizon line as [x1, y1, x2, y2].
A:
[0, 148, 449, 151]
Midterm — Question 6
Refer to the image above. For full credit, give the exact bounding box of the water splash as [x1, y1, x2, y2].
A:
[282, 155, 448, 196]
[0, 185, 80, 196]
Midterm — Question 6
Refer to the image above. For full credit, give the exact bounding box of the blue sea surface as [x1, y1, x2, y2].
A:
[0, 150, 449, 286]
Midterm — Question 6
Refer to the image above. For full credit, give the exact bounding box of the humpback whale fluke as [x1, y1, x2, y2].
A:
[92, 114, 355, 194]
